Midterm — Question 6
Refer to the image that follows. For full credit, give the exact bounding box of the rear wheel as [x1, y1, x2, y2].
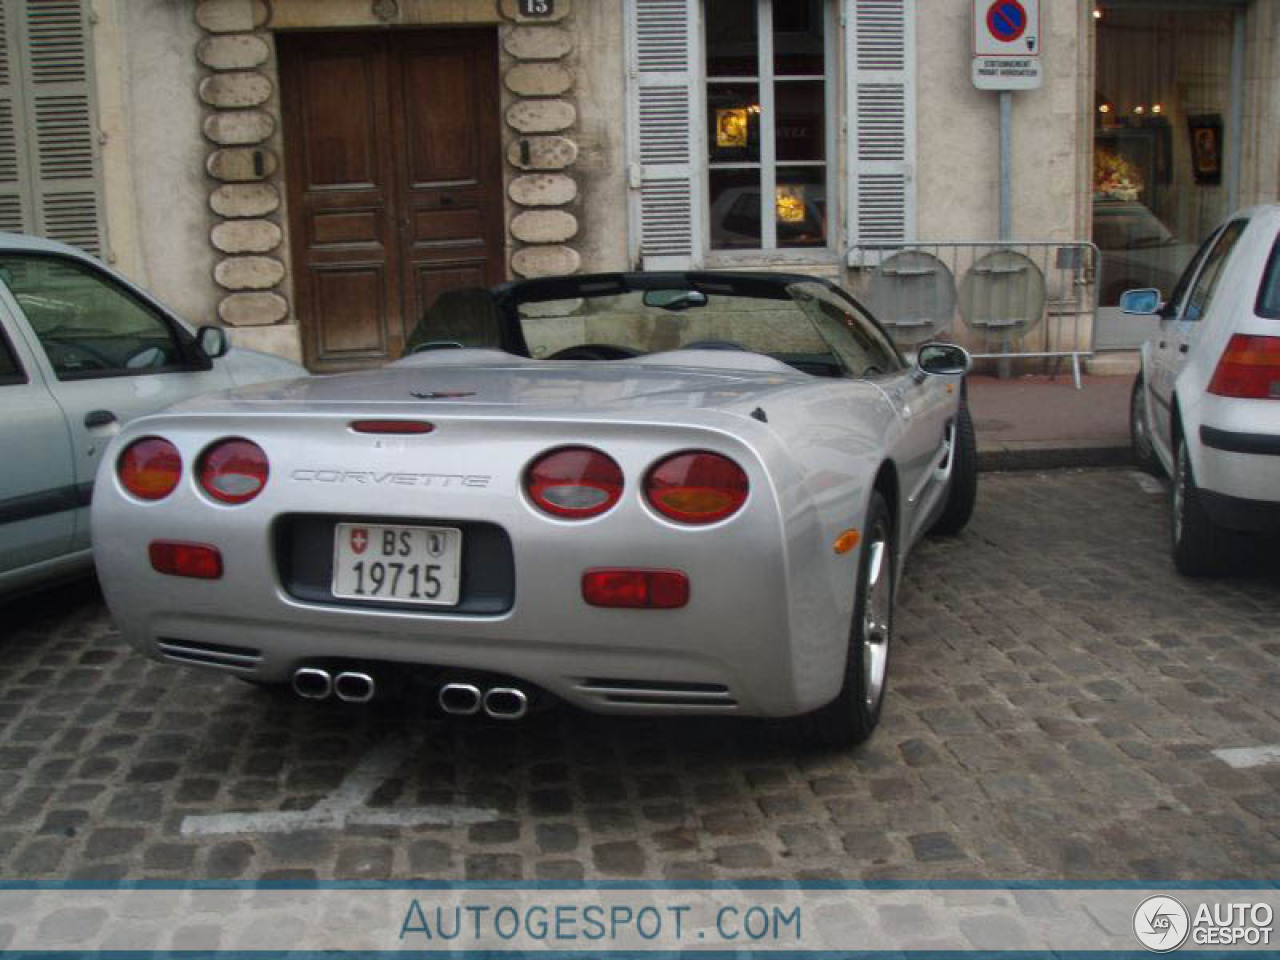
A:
[1171, 435, 1230, 577]
[929, 402, 977, 535]
[1130, 376, 1162, 476]
[801, 491, 894, 747]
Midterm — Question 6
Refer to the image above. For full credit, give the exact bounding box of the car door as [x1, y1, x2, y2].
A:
[0, 254, 230, 551]
[0, 314, 78, 586]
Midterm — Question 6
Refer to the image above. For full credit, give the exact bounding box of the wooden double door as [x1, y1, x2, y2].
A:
[279, 29, 506, 371]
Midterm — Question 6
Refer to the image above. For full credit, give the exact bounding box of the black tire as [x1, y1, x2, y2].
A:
[929, 402, 978, 536]
[800, 491, 894, 748]
[1171, 435, 1231, 577]
[1130, 376, 1162, 476]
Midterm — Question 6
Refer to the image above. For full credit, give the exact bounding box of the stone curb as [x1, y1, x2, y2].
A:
[978, 444, 1135, 473]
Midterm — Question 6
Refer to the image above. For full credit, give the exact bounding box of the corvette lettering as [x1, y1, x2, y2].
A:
[291, 469, 492, 488]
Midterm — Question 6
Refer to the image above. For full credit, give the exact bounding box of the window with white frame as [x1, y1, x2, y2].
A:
[704, 0, 832, 252]
[627, 0, 915, 270]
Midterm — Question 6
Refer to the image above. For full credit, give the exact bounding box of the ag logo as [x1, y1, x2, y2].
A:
[1134, 896, 1190, 952]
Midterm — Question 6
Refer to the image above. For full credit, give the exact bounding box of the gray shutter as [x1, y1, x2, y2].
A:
[0, 1, 32, 233]
[846, 0, 916, 261]
[626, 0, 701, 270]
[19, 0, 102, 255]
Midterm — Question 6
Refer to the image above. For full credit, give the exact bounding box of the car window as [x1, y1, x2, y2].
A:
[0, 327, 25, 385]
[0, 256, 186, 380]
[1181, 219, 1247, 323]
[1164, 229, 1218, 317]
[789, 282, 903, 377]
[1256, 232, 1280, 320]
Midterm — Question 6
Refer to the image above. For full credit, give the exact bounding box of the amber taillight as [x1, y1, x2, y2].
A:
[117, 437, 182, 501]
[644, 451, 749, 524]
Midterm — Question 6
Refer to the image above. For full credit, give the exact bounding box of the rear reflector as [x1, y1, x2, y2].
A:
[117, 437, 182, 501]
[582, 569, 690, 609]
[1208, 334, 1280, 399]
[526, 447, 624, 519]
[351, 420, 436, 435]
[149, 541, 223, 580]
[645, 451, 749, 524]
[198, 438, 269, 504]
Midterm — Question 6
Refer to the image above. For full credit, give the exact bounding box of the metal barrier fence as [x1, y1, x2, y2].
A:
[844, 241, 1101, 388]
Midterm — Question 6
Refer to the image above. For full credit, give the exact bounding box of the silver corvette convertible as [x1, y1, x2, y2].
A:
[92, 272, 976, 746]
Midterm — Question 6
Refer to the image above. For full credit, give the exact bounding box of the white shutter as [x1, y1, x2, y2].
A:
[845, 0, 915, 260]
[626, 0, 701, 270]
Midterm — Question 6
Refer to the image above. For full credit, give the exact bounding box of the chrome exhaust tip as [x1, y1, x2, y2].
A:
[438, 682, 482, 716]
[292, 667, 332, 700]
[333, 671, 375, 703]
[483, 686, 529, 720]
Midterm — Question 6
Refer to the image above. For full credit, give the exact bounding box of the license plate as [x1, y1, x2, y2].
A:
[331, 523, 462, 606]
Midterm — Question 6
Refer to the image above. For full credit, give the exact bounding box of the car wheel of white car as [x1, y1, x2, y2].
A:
[1171, 435, 1229, 577]
[929, 401, 977, 536]
[1130, 376, 1162, 476]
[802, 491, 894, 747]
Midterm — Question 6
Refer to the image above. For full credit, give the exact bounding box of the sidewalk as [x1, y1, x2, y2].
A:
[967, 373, 1135, 471]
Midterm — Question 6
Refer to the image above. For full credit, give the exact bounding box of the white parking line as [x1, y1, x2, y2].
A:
[1211, 745, 1280, 769]
[181, 734, 499, 836]
[1129, 472, 1165, 495]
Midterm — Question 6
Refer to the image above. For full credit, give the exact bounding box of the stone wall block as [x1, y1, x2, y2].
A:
[511, 244, 580, 277]
[210, 183, 281, 218]
[506, 136, 578, 171]
[206, 147, 278, 181]
[219, 292, 289, 326]
[214, 256, 286, 290]
[211, 219, 283, 254]
[508, 173, 577, 207]
[511, 210, 577, 243]
[199, 72, 272, 108]
[506, 99, 575, 134]
[196, 0, 268, 33]
[198, 34, 271, 71]
[499, 0, 571, 23]
[504, 63, 572, 97]
[503, 26, 573, 60]
[203, 110, 276, 146]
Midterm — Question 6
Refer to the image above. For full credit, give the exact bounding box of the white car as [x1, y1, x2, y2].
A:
[1125, 204, 1280, 576]
[1, 234, 305, 598]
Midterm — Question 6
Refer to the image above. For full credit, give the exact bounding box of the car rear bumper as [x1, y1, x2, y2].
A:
[1193, 400, 1280, 511]
[1198, 489, 1280, 534]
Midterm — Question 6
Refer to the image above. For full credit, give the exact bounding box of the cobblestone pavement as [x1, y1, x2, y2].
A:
[2, 468, 1280, 882]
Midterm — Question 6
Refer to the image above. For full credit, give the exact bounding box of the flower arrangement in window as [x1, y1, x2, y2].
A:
[1094, 148, 1144, 201]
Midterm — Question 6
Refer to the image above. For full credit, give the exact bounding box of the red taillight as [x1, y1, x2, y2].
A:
[525, 447, 623, 519]
[582, 568, 690, 609]
[645, 451, 749, 524]
[149, 541, 223, 579]
[1208, 334, 1280, 399]
[197, 439, 269, 504]
[351, 420, 435, 434]
[117, 437, 182, 501]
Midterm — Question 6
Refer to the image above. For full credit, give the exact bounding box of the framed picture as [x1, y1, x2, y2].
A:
[1187, 114, 1222, 185]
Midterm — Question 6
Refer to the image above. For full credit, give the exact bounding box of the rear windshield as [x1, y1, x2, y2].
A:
[1258, 233, 1280, 319]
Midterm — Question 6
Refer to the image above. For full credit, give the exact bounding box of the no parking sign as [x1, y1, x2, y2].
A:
[973, 0, 1042, 90]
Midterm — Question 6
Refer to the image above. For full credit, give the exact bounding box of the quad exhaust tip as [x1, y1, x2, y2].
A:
[438, 682, 482, 716]
[334, 671, 375, 703]
[292, 667, 332, 700]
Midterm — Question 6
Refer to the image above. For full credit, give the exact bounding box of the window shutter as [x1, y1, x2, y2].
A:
[626, 0, 700, 270]
[845, 0, 916, 261]
[0, 1, 32, 233]
[17, 0, 103, 255]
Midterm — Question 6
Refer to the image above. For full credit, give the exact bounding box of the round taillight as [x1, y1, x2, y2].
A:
[645, 451, 749, 524]
[117, 437, 182, 501]
[198, 438, 269, 504]
[525, 446, 623, 519]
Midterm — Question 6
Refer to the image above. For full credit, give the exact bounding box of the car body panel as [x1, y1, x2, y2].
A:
[92, 272, 968, 718]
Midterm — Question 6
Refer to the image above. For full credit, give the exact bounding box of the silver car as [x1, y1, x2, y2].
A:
[1126, 204, 1280, 576]
[92, 272, 977, 746]
[0, 234, 304, 597]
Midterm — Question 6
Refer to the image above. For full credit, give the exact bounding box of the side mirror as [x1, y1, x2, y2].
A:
[915, 342, 972, 377]
[196, 325, 230, 359]
[1120, 288, 1162, 316]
